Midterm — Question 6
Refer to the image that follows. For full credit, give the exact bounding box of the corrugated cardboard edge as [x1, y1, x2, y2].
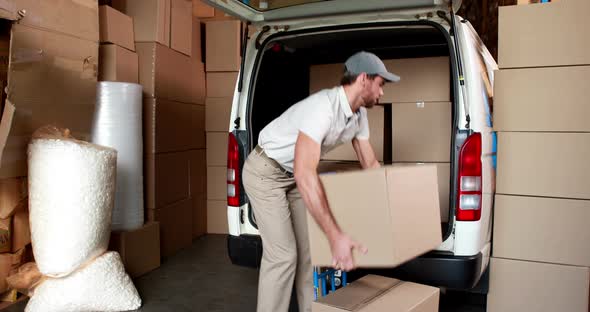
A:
[0, 100, 15, 167]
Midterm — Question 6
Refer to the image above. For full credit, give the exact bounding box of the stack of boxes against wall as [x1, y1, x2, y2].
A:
[195, 0, 241, 235]
[0, 0, 101, 304]
[108, 0, 207, 260]
[310, 56, 452, 223]
[97, 3, 161, 278]
[488, 1, 590, 311]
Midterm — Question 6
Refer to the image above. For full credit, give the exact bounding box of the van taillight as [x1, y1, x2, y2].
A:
[227, 133, 240, 207]
[456, 132, 482, 221]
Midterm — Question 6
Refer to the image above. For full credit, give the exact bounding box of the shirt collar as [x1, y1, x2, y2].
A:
[338, 86, 353, 119]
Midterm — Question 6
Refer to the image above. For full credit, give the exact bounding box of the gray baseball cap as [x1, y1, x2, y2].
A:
[344, 51, 401, 83]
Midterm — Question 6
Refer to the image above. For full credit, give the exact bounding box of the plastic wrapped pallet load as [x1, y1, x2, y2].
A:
[26, 126, 141, 311]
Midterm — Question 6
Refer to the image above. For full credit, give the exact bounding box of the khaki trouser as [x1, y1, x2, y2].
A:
[242, 146, 313, 312]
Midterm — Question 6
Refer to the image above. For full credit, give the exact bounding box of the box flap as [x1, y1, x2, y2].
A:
[317, 275, 401, 311]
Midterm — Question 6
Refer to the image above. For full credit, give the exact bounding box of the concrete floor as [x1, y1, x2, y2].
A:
[5, 235, 486, 311]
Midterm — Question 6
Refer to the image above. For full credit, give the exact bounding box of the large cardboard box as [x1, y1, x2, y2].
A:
[309, 63, 342, 94]
[145, 152, 191, 210]
[112, 0, 171, 47]
[321, 105, 385, 162]
[11, 206, 29, 253]
[99, 44, 139, 83]
[0, 249, 23, 293]
[309, 165, 442, 267]
[171, 0, 192, 56]
[109, 222, 161, 278]
[136, 42, 195, 104]
[205, 20, 241, 72]
[0, 24, 98, 178]
[191, 17, 203, 63]
[147, 198, 192, 258]
[0, 0, 99, 42]
[144, 98, 205, 153]
[205, 97, 232, 132]
[191, 62, 207, 105]
[193, 0, 214, 18]
[493, 195, 590, 267]
[392, 102, 451, 162]
[487, 257, 590, 312]
[190, 149, 207, 237]
[498, 1, 590, 68]
[207, 166, 227, 201]
[207, 132, 228, 166]
[99, 5, 135, 51]
[497, 132, 590, 199]
[313, 275, 439, 312]
[206, 72, 238, 98]
[207, 200, 228, 234]
[494, 66, 590, 132]
[0, 178, 27, 219]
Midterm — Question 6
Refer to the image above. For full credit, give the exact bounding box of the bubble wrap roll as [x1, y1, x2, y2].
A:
[28, 133, 117, 277]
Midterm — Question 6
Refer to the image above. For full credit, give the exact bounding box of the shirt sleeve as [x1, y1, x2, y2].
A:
[298, 95, 332, 144]
[355, 107, 370, 140]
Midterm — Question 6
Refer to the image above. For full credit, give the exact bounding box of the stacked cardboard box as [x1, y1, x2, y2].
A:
[309, 57, 452, 222]
[202, 7, 241, 234]
[112, 0, 207, 257]
[0, 0, 102, 304]
[488, 2, 590, 311]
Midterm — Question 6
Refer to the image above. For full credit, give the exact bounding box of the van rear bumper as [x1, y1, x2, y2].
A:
[227, 235, 484, 291]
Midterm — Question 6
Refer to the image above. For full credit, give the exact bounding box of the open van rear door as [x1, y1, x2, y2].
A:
[202, 0, 461, 24]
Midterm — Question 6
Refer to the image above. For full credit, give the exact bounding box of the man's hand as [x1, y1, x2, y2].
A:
[352, 138, 380, 169]
[329, 232, 368, 272]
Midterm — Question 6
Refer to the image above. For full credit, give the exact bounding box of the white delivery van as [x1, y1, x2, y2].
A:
[206, 0, 497, 291]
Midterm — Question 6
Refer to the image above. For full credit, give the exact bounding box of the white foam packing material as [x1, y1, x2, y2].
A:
[25, 251, 142, 312]
[92, 82, 144, 231]
[28, 136, 117, 277]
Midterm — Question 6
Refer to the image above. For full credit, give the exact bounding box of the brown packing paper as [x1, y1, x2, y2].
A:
[0, 217, 10, 253]
[0, 248, 24, 293]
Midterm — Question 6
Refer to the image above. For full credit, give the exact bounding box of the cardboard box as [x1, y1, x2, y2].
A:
[392, 102, 451, 162]
[193, 193, 206, 237]
[309, 165, 442, 267]
[207, 166, 227, 201]
[493, 195, 590, 266]
[191, 61, 207, 105]
[0, 0, 99, 42]
[313, 275, 439, 312]
[494, 66, 590, 132]
[109, 222, 161, 278]
[136, 42, 196, 104]
[0, 218, 10, 253]
[309, 57, 450, 103]
[498, 1, 590, 68]
[207, 132, 228, 166]
[321, 105, 385, 162]
[193, 0, 214, 18]
[99, 5, 135, 51]
[147, 199, 192, 258]
[144, 98, 205, 153]
[207, 200, 228, 234]
[99, 44, 139, 83]
[205, 20, 241, 72]
[317, 161, 362, 174]
[0, 178, 27, 219]
[171, 0, 192, 56]
[112, 0, 171, 47]
[206, 72, 238, 97]
[0, 249, 23, 293]
[190, 149, 207, 196]
[0, 24, 98, 178]
[487, 257, 590, 312]
[497, 132, 590, 199]
[205, 97, 232, 131]
[145, 152, 191, 210]
[11, 206, 29, 253]
[191, 17, 203, 63]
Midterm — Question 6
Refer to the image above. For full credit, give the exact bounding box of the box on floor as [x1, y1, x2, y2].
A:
[99, 44, 139, 83]
[147, 198, 193, 258]
[109, 222, 160, 278]
[313, 274, 439, 312]
[309, 165, 442, 267]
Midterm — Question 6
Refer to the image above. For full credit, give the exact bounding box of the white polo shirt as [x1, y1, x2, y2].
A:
[258, 86, 370, 173]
